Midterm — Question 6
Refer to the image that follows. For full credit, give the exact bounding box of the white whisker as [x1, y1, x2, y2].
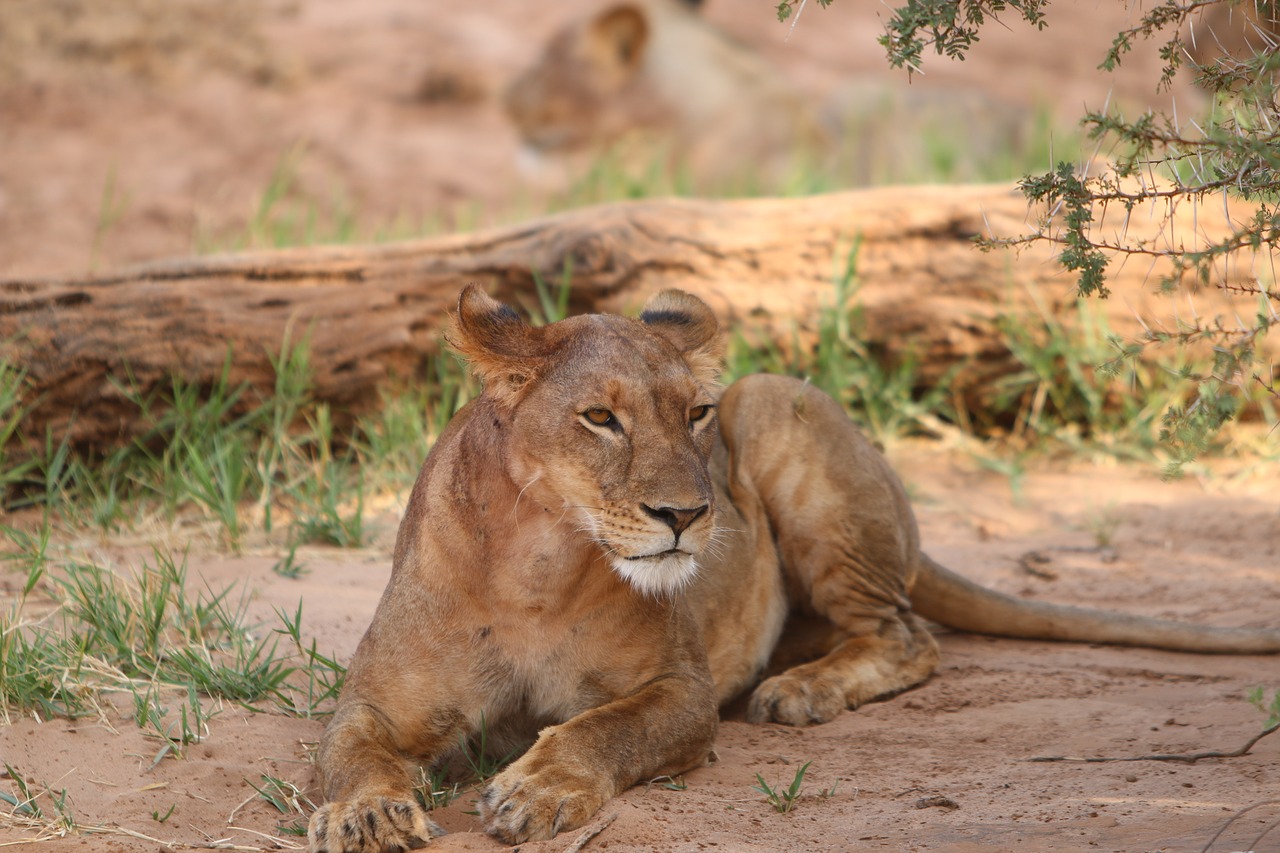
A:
[514, 472, 542, 513]
[700, 536, 729, 562]
[696, 522, 735, 562]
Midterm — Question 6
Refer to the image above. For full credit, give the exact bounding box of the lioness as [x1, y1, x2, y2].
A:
[503, 0, 1030, 189]
[309, 286, 1280, 852]
[503, 0, 829, 191]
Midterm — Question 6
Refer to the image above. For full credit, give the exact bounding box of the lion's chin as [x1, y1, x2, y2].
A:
[610, 552, 700, 598]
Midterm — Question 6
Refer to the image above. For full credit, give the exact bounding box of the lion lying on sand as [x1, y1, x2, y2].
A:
[308, 286, 1279, 851]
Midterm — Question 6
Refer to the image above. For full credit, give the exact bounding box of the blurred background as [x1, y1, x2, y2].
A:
[0, 0, 1209, 279]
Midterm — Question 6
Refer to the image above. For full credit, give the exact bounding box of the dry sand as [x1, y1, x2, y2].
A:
[4, 444, 1278, 852]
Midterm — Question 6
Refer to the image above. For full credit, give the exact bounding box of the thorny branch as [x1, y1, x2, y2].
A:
[808, 0, 1280, 472]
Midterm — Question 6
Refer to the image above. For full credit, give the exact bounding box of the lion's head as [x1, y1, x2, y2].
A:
[447, 285, 724, 596]
[504, 4, 662, 155]
[503, 0, 829, 192]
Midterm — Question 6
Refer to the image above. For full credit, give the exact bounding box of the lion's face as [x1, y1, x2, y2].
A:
[504, 28, 618, 152]
[448, 287, 724, 596]
[511, 318, 720, 595]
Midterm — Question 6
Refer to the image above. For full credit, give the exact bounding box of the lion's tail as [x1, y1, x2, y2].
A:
[910, 554, 1280, 654]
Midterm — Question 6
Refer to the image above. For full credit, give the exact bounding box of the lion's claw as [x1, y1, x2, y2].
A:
[307, 795, 440, 853]
[480, 761, 608, 844]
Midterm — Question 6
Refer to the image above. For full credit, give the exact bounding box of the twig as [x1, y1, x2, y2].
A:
[563, 812, 618, 853]
[1031, 722, 1278, 764]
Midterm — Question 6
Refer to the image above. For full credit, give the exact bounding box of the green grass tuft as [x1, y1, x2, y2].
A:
[754, 761, 810, 814]
[726, 238, 950, 443]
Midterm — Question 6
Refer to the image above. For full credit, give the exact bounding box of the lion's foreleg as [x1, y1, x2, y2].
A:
[308, 703, 448, 853]
[480, 672, 718, 844]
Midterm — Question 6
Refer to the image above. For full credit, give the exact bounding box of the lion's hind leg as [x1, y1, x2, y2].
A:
[749, 514, 941, 725]
[747, 611, 938, 725]
[720, 374, 941, 726]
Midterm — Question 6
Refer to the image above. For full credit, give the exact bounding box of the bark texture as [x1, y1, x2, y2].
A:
[1, 184, 1266, 449]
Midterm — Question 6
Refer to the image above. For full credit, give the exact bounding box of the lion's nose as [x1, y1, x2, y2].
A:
[641, 503, 709, 538]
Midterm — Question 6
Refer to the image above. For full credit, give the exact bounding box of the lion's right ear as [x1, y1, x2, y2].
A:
[447, 285, 551, 406]
[585, 5, 650, 87]
[640, 289, 724, 385]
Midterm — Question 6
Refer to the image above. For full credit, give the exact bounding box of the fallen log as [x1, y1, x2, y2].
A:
[1, 183, 1267, 450]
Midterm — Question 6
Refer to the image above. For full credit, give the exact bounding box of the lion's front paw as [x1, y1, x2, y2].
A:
[480, 760, 609, 844]
[747, 670, 845, 726]
[307, 795, 441, 853]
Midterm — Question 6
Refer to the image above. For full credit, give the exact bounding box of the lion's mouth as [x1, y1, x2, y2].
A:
[610, 550, 701, 597]
[623, 548, 686, 561]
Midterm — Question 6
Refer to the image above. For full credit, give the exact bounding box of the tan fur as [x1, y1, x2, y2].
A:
[309, 287, 1279, 852]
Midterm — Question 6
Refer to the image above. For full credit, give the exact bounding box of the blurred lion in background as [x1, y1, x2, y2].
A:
[503, 0, 1031, 191]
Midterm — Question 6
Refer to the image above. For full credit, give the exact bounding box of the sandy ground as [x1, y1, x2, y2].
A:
[3, 445, 1278, 852]
[2, 1, 1278, 852]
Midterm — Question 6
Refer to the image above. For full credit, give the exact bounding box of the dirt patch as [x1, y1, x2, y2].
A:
[4, 448, 1278, 852]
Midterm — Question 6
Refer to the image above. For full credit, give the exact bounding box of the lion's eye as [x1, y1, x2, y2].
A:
[689, 404, 713, 425]
[583, 408, 618, 428]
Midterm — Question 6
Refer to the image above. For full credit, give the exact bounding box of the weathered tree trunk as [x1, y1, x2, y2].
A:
[0, 184, 1265, 450]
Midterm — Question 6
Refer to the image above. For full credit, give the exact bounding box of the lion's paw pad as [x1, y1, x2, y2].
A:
[480, 767, 605, 844]
[746, 672, 845, 726]
[307, 795, 440, 853]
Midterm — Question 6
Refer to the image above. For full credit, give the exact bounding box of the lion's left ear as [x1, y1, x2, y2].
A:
[585, 5, 651, 88]
[447, 285, 552, 407]
[639, 289, 724, 384]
